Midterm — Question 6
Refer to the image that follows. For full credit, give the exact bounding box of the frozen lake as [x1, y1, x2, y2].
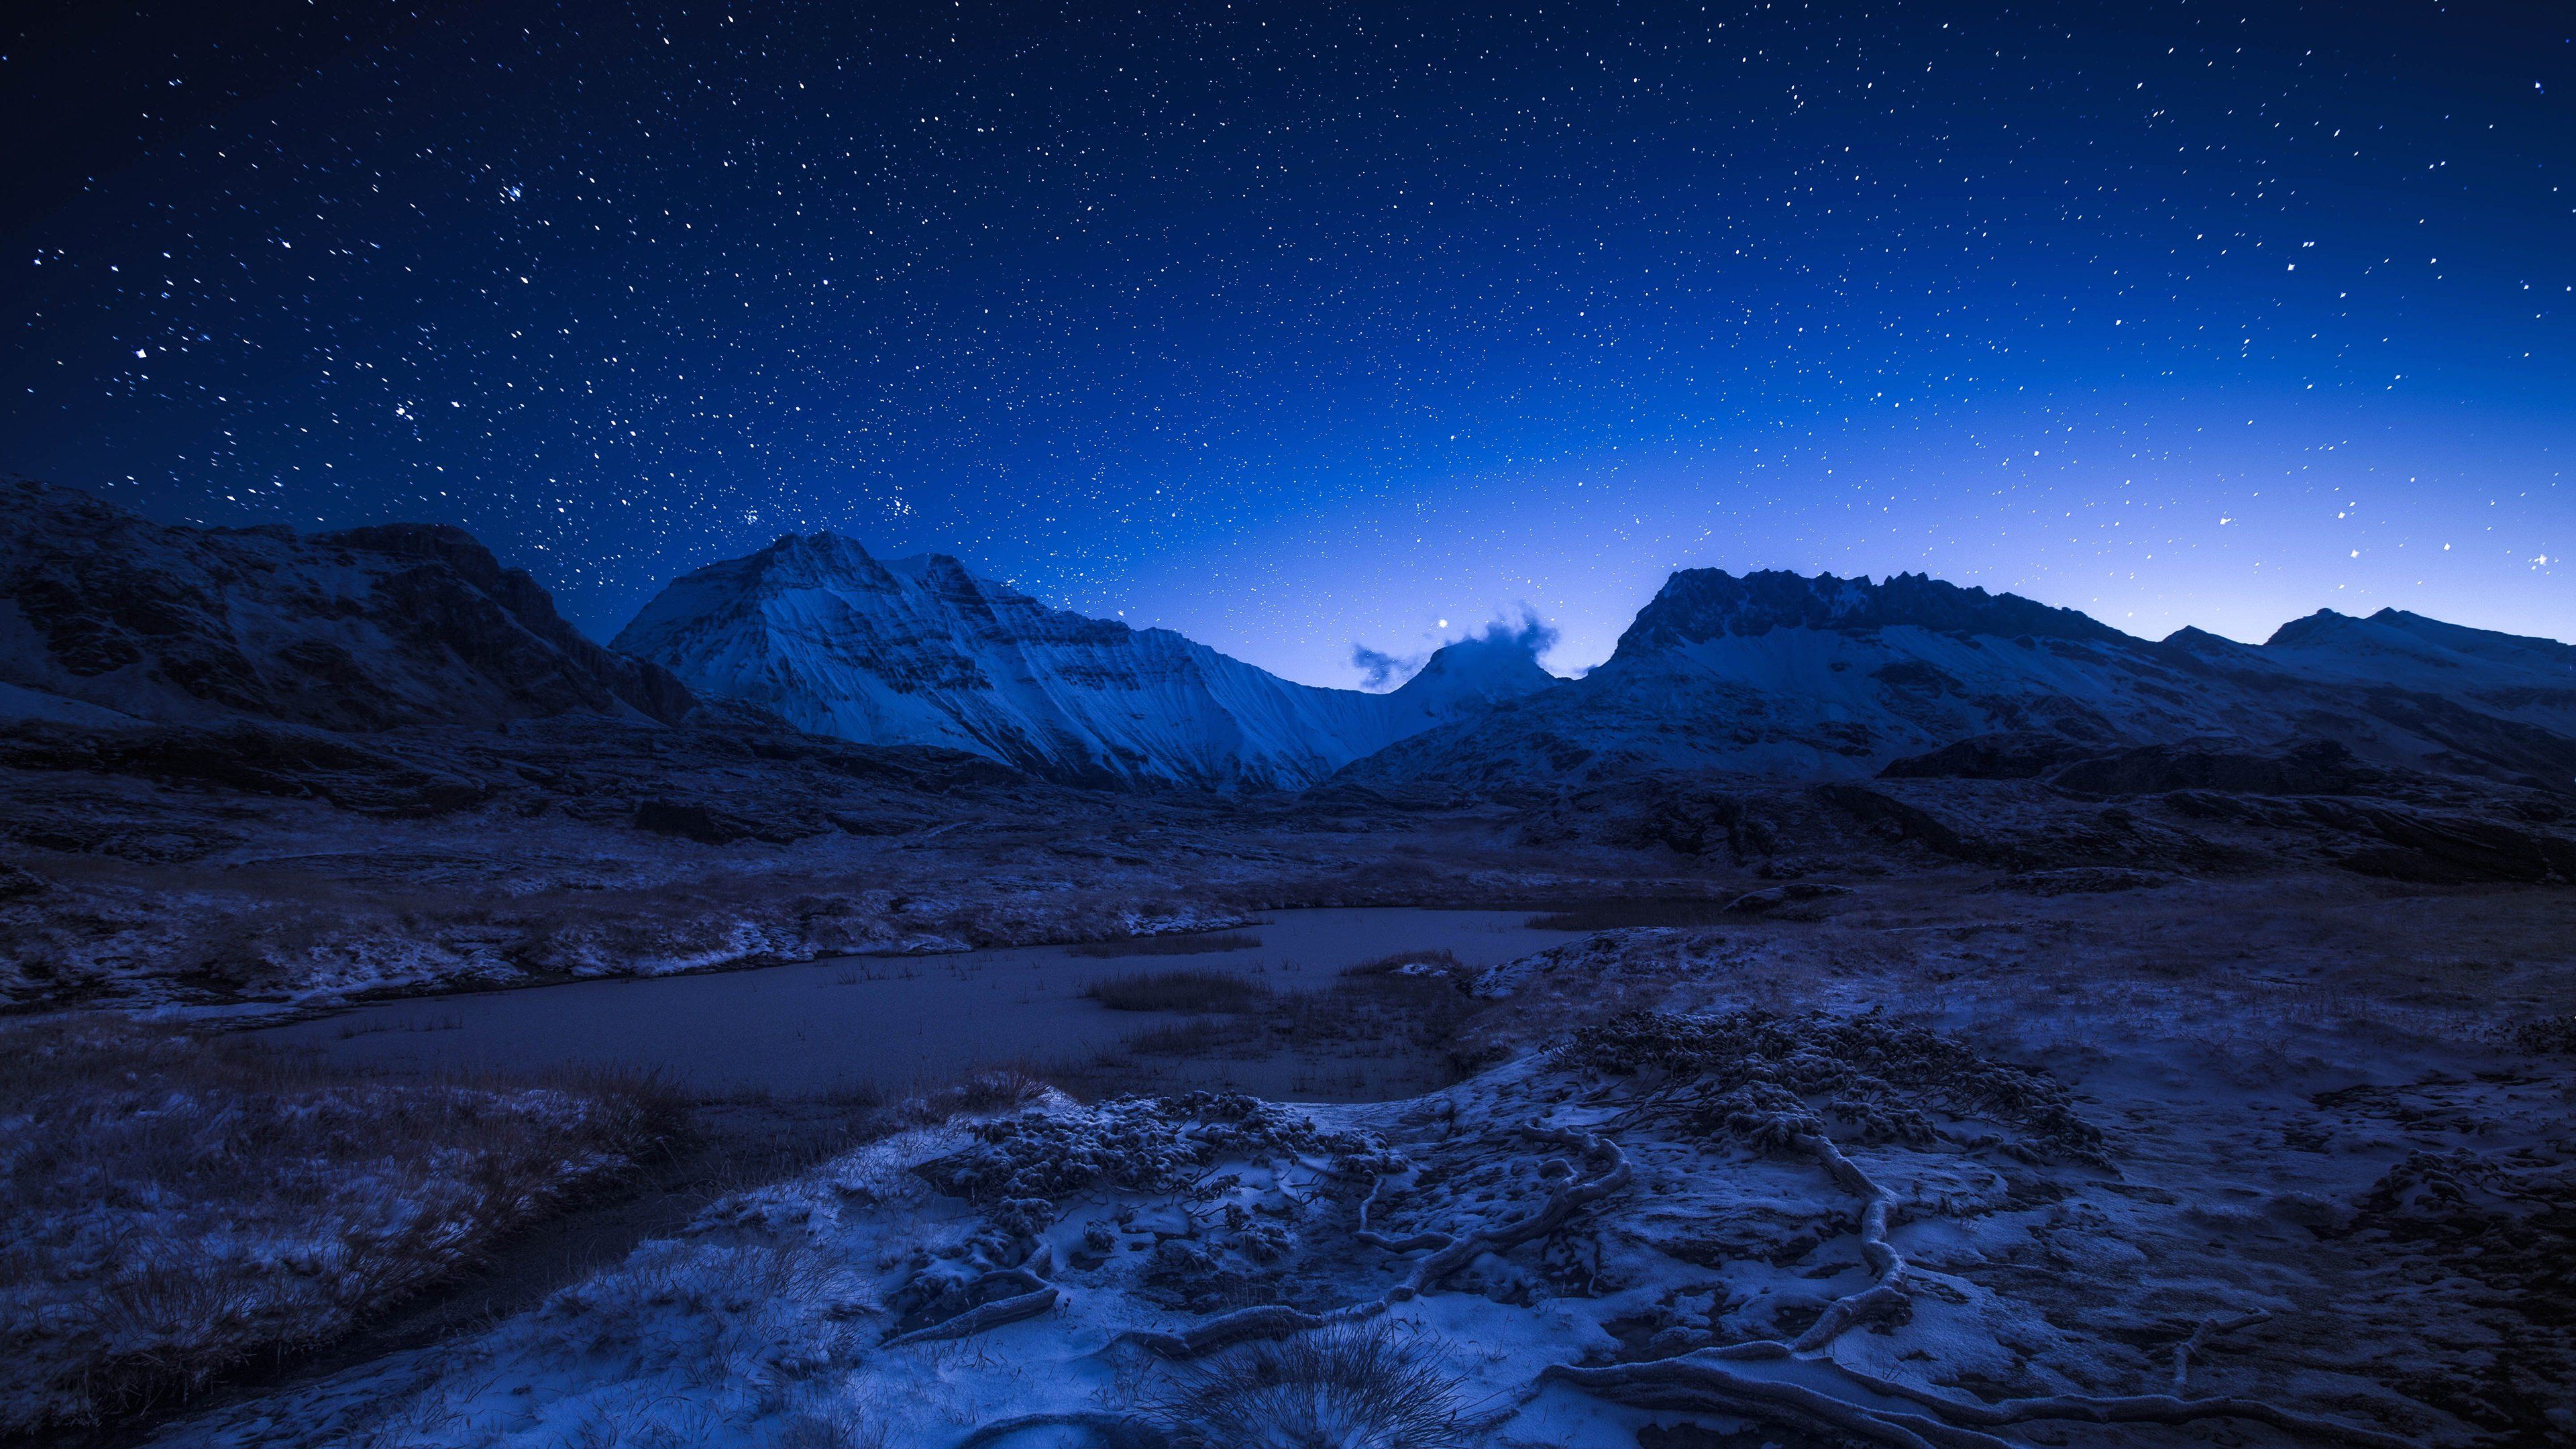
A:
[258, 908, 1582, 1096]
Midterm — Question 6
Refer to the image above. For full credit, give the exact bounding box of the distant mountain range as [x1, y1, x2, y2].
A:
[3, 481, 2571, 796]
[1333, 567, 2576, 795]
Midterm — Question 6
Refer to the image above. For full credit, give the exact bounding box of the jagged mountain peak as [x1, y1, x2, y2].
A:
[716, 532, 903, 594]
[1612, 568, 2120, 659]
[614, 539, 1547, 789]
[1336, 562, 2576, 794]
[716, 535, 1054, 625]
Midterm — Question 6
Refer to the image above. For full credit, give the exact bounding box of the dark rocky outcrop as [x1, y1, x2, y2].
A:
[1877, 732, 2096, 782]
[2043, 738, 2383, 798]
[1612, 568, 2121, 658]
[1808, 782, 1998, 863]
[0, 718, 491, 817]
[0, 480, 693, 731]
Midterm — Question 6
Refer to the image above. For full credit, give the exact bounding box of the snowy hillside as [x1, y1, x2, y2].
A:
[613, 533, 1554, 790]
[1337, 568, 2576, 792]
[2249, 607, 2576, 736]
[0, 481, 690, 731]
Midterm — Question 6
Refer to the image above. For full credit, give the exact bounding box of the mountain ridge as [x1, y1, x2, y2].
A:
[6, 484, 2568, 800]
[1334, 568, 2576, 796]
[612, 530, 1555, 790]
[1613, 568, 2124, 659]
[0, 480, 692, 732]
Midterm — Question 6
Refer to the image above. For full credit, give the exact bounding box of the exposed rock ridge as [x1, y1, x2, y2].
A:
[0, 480, 692, 731]
[1613, 568, 2121, 659]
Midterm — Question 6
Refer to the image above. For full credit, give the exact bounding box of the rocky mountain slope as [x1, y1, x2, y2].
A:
[0, 479, 692, 731]
[612, 532, 1554, 790]
[1335, 568, 2576, 796]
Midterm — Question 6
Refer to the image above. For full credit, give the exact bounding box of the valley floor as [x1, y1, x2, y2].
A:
[66, 872, 2575, 1449]
[0, 731, 1688, 1018]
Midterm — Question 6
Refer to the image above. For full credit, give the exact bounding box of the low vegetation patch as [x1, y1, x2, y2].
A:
[1560, 1008, 2105, 1161]
[1523, 900, 1735, 932]
[1117, 1016, 1243, 1058]
[1082, 967, 1271, 1012]
[1079, 969, 1500, 1102]
[0, 1015, 684, 1437]
[2510, 1014, 2576, 1055]
[1067, 930, 1263, 959]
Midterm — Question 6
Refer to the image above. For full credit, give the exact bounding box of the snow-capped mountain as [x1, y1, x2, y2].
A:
[1334, 568, 2576, 793]
[0, 480, 691, 731]
[2192, 606, 2576, 738]
[612, 533, 1555, 790]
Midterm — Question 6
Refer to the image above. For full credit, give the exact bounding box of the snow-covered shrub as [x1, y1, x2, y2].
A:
[0, 1014, 682, 1436]
[1082, 967, 1270, 1012]
[913, 1092, 1394, 1208]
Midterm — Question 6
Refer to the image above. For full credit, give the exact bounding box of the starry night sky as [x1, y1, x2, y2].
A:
[3, 1, 2569, 684]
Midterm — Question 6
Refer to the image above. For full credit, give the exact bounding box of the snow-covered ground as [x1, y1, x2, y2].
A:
[133, 878, 2576, 1449]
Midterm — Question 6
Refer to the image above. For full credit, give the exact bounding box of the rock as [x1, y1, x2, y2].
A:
[2045, 738, 2381, 798]
[1722, 882, 1854, 918]
[1978, 867, 2170, 896]
[0, 717, 491, 817]
[632, 799, 761, 845]
[1809, 783, 1996, 863]
[1879, 731, 2095, 781]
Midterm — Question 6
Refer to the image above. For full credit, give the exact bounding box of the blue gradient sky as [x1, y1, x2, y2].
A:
[4, 1, 2568, 684]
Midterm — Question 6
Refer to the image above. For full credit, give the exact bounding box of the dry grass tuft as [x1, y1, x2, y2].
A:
[940, 1067, 1057, 1115]
[1067, 931, 1263, 959]
[1157, 1325, 1469, 1449]
[1523, 899, 1735, 932]
[0, 1014, 684, 1436]
[1083, 967, 1271, 1013]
